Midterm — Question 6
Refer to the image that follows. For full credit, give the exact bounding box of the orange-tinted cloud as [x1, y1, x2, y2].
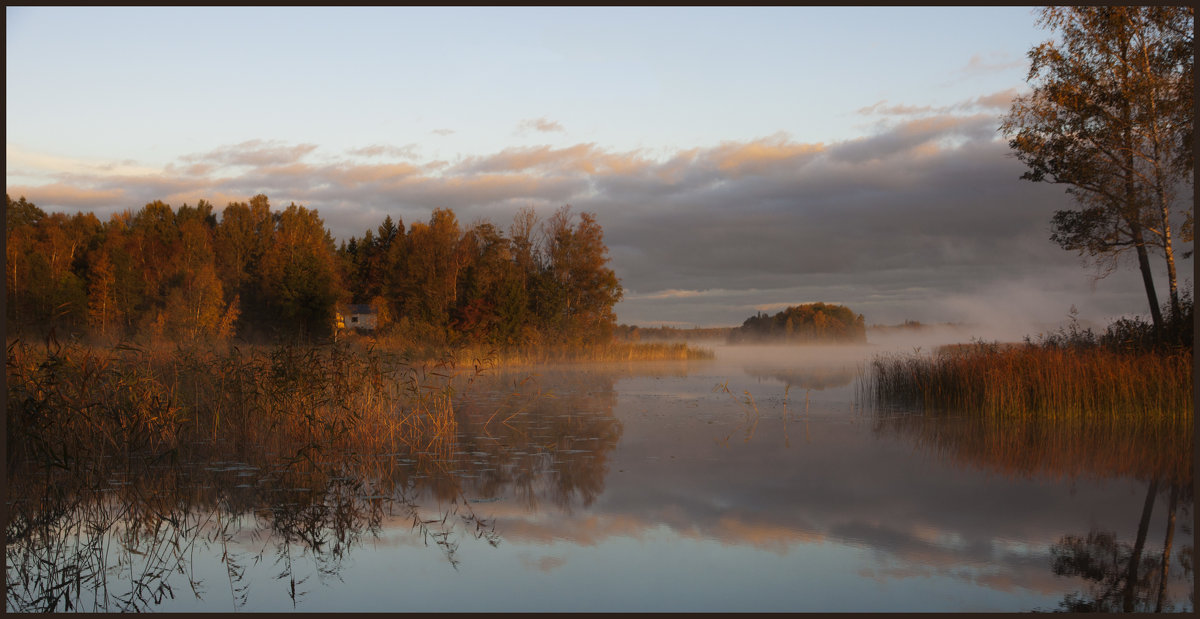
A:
[705, 133, 825, 177]
[347, 143, 420, 159]
[453, 143, 648, 176]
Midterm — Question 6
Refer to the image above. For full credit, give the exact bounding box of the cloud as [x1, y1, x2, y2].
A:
[431, 128, 455, 136]
[182, 139, 319, 168]
[452, 143, 647, 176]
[959, 52, 1026, 77]
[347, 143, 420, 159]
[856, 90, 1022, 119]
[965, 88, 1022, 110]
[630, 289, 714, 301]
[829, 114, 994, 163]
[6, 143, 160, 178]
[704, 133, 825, 178]
[856, 101, 935, 117]
[3, 182, 126, 208]
[517, 117, 566, 133]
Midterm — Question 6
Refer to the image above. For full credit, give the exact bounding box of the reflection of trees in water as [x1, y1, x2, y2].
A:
[872, 409, 1193, 612]
[452, 369, 622, 511]
[1046, 481, 1193, 612]
[5, 367, 620, 612]
[5, 453, 477, 612]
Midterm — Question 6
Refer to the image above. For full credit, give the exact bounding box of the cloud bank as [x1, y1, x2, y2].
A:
[7, 91, 1188, 327]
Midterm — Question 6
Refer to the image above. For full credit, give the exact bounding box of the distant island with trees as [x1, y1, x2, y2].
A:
[618, 303, 868, 345]
[729, 303, 866, 343]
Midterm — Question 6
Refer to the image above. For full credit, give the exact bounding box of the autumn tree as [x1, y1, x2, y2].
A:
[399, 209, 466, 343]
[5, 195, 46, 325]
[1001, 6, 1194, 334]
[538, 206, 623, 345]
[160, 201, 237, 340]
[454, 221, 522, 344]
[214, 194, 274, 334]
[5, 196, 98, 332]
[259, 202, 344, 338]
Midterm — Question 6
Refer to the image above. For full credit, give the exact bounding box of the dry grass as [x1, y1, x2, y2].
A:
[863, 341, 1192, 421]
[5, 338, 466, 479]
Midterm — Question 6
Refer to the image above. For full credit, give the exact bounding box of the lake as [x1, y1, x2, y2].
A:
[6, 339, 1193, 612]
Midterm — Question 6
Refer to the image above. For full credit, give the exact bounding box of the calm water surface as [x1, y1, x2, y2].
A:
[7, 342, 1193, 612]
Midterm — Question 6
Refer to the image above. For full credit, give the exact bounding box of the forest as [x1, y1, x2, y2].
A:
[5, 193, 623, 348]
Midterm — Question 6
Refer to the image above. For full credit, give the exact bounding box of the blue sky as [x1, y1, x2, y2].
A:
[6, 7, 1190, 329]
[7, 7, 1039, 166]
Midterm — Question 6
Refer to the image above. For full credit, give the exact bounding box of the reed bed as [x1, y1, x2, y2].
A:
[5, 338, 466, 479]
[863, 341, 1193, 422]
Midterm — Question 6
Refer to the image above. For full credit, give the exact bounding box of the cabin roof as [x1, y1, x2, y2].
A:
[346, 304, 375, 315]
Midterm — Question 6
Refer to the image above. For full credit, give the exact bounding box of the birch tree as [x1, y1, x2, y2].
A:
[1001, 6, 1194, 333]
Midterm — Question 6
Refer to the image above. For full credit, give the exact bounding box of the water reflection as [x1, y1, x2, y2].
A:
[742, 364, 856, 391]
[1048, 482, 1193, 612]
[452, 369, 622, 511]
[870, 404, 1193, 612]
[5, 368, 620, 612]
[7, 352, 1195, 612]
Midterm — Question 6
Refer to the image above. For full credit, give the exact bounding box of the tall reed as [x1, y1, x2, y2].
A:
[863, 341, 1192, 422]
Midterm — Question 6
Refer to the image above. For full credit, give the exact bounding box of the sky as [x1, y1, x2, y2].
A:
[6, 7, 1192, 329]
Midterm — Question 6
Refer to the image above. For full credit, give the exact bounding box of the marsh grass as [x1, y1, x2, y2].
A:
[863, 341, 1192, 421]
[5, 338, 468, 472]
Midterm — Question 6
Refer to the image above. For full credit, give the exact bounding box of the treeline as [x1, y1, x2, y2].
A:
[729, 303, 866, 343]
[5, 194, 623, 346]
